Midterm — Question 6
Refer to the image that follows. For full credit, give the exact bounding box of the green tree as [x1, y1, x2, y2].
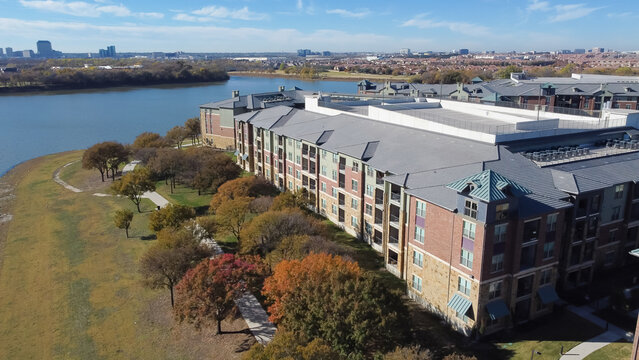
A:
[384, 345, 433, 360]
[113, 208, 134, 238]
[111, 167, 156, 212]
[82, 142, 109, 182]
[173, 254, 266, 334]
[215, 196, 253, 243]
[148, 204, 196, 232]
[184, 117, 201, 145]
[103, 141, 129, 180]
[495, 65, 522, 79]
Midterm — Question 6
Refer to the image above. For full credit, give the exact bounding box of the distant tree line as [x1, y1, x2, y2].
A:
[0, 59, 228, 91]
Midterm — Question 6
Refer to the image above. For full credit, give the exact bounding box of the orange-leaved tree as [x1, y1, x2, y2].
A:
[173, 254, 267, 334]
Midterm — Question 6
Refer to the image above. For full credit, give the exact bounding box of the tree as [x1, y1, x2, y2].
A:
[113, 208, 134, 238]
[215, 196, 252, 242]
[262, 253, 410, 357]
[111, 167, 155, 212]
[166, 125, 189, 149]
[148, 204, 196, 232]
[147, 148, 183, 193]
[139, 235, 211, 308]
[184, 149, 242, 195]
[242, 331, 340, 360]
[103, 141, 129, 180]
[495, 65, 522, 79]
[442, 354, 477, 360]
[82, 142, 110, 182]
[385, 345, 433, 360]
[239, 209, 325, 255]
[133, 132, 169, 149]
[210, 176, 277, 212]
[184, 117, 201, 145]
[270, 190, 310, 211]
[173, 254, 266, 334]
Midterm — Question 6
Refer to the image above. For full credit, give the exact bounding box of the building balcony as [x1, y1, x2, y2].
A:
[389, 235, 399, 245]
[339, 163, 346, 171]
[376, 177, 384, 186]
[390, 192, 401, 203]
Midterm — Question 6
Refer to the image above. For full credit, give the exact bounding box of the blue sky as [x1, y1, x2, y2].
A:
[0, 0, 637, 53]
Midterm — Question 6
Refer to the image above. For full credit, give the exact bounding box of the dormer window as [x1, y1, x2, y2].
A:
[495, 203, 509, 220]
[464, 199, 478, 219]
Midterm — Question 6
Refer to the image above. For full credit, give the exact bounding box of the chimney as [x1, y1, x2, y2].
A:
[232, 90, 239, 98]
[278, 85, 285, 92]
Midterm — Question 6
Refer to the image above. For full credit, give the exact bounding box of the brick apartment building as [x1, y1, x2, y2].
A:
[358, 73, 639, 113]
[201, 89, 639, 336]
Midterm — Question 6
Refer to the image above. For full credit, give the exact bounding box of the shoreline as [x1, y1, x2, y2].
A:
[229, 71, 409, 82]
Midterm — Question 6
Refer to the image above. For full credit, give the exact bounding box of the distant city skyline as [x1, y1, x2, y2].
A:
[1, 0, 638, 53]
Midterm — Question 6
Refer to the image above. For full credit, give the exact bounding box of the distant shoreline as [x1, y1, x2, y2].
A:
[229, 71, 408, 82]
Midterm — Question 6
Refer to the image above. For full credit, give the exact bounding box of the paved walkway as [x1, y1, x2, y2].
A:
[196, 225, 276, 345]
[141, 191, 170, 208]
[560, 304, 632, 359]
[53, 161, 83, 193]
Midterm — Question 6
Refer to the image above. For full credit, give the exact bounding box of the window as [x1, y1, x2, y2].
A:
[296, 141, 301, 149]
[365, 222, 372, 235]
[288, 165, 292, 174]
[609, 229, 618, 243]
[287, 138, 292, 146]
[488, 281, 502, 300]
[543, 241, 554, 259]
[296, 170, 301, 179]
[615, 184, 624, 199]
[611, 206, 621, 221]
[412, 274, 423, 292]
[604, 250, 616, 266]
[416, 200, 426, 218]
[546, 213, 558, 232]
[523, 219, 540, 243]
[540, 269, 552, 285]
[351, 198, 358, 209]
[296, 155, 301, 164]
[351, 179, 358, 192]
[265, 154, 270, 163]
[366, 184, 373, 196]
[332, 170, 338, 181]
[321, 199, 327, 209]
[464, 199, 478, 219]
[495, 203, 509, 220]
[494, 224, 507, 243]
[332, 188, 338, 198]
[288, 181, 293, 189]
[321, 149, 326, 158]
[491, 253, 504, 272]
[367, 167, 374, 177]
[351, 216, 358, 227]
[591, 194, 600, 213]
[331, 204, 337, 214]
[462, 220, 476, 240]
[332, 153, 338, 163]
[458, 277, 471, 296]
[413, 250, 424, 267]
[516, 275, 534, 297]
[461, 248, 474, 268]
[365, 204, 373, 216]
[414, 226, 424, 243]
[352, 162, 359, 172]
[266, 169, 270, 177]
[321, 165, 327, 176]
[520, 244, 537, 270]
[288, 152, 292, 159]
[321, 182, 327, 192]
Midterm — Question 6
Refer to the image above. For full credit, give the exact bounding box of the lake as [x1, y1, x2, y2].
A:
[0, 76, 357, 176]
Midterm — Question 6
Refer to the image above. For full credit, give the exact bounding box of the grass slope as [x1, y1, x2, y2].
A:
[0, 151, 252, 359]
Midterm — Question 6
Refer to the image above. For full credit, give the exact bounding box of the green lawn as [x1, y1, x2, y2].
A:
[584, 342, 632, 360]
[154, 180, 211, 211]
[476, 311, 604, 360]
[0, 151, 244, 359]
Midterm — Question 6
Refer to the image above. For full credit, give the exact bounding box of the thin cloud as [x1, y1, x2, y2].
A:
[296, 0, 302, 11]
[174, 5, 267, 22]
[326, 9, 370, 18]
[19, 0, 164, 19]
[549, 4, 601, 22]
[401, 14, 490, 37]
[527, 0, 550, 11]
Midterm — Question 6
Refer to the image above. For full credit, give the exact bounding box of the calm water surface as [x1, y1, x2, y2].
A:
[0, 76, 356, 176]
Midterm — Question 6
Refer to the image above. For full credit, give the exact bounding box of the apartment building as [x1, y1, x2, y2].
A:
[359, 73, 639, 113]
[203, 91, 639, 336]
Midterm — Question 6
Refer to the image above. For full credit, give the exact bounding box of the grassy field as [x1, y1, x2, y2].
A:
[584, 342, 632, 359]
[154, 180, 211, 211]
[0, 151, 254, 359]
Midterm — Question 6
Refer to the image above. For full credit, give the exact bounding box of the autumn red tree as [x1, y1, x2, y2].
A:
[173, 254, 267, 334]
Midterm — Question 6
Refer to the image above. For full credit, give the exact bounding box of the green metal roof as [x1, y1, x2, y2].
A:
[447, 293, 472, 315]
[485, 300, 510, 320]
[537, 286, 560, 305]
[446, 170, 531, 203]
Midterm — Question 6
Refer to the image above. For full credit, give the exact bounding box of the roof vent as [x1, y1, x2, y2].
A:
[232, 90, 239, 98]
